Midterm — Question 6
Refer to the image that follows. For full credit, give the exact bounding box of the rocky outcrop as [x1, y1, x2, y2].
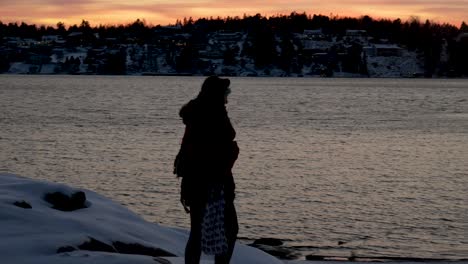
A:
[78, 237, 115, 253]
[249, 238, 299, 260]
[13, 200, 32, 209]
[252, 238, 283, 247]
[57, 237, 176, 258]
[44, 191, 87, 211]
[113, 241, 176, 257]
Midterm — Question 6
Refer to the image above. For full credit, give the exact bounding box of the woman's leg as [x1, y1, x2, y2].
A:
[185, 203, 203, 264]
[215, 201, 238, 264]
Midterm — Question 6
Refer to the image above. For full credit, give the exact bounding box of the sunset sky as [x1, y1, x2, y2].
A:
[0, 0, 467, 27]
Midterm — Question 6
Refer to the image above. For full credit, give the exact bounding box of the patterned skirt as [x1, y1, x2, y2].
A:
[201, 187, 228, 255]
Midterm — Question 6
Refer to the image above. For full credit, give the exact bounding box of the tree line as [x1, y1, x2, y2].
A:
[1, 13, 468, 76]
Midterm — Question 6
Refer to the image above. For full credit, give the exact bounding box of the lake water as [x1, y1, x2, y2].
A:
[1, 75, 467, 260]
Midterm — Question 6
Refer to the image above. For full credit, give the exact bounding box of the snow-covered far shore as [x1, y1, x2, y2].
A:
[0, 173, 282, 264]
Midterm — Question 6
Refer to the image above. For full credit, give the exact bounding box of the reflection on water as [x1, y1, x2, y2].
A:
[1, 75, 467, 260]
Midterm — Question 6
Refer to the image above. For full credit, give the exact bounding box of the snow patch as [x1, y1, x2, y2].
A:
[0, 173, 282, 264]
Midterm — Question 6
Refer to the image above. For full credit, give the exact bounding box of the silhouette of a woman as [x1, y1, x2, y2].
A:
[176, 76, 239, 264]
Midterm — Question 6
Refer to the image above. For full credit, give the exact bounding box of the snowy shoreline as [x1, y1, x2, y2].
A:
[2, 173, 467, 264]
[0, 173, 282, 264]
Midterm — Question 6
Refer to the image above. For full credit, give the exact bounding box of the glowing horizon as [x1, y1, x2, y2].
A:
[0, 0, 466, 28]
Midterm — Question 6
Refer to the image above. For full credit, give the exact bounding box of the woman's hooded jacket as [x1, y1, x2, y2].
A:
[177, 77, 238, 205]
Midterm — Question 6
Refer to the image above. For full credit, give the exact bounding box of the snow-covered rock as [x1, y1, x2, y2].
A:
[0, 173, 282, 264]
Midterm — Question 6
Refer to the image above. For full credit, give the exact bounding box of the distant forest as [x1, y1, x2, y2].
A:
[1, 13, 468, 76]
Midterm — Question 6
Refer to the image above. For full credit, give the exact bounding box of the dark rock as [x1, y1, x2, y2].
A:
[113, 241, 176, 257]
[57, 246, 76, 253]
[44, 191, 88, 211]
[249, 238, 298, 259]
[78, 237, 116, 253]
[71, 191, 86, 206]
[71, 238, 177, 258]
[252, 238, 283, 246]
[338, 241, 346, 245]
[249, 244, 299, 260]
[13, 200, 32, 209]
[306, 255, 326, 261]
